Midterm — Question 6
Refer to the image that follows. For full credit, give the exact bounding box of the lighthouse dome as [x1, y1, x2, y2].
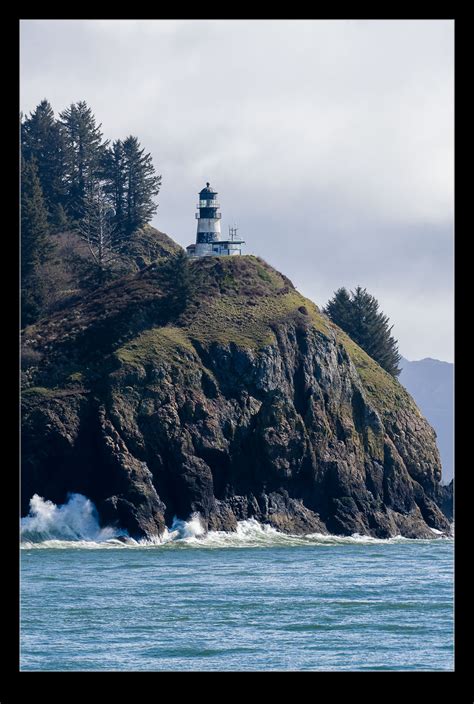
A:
[199, 182, 217, 196]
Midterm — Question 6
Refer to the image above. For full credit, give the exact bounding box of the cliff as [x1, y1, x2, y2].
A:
[21, 254, 452, 539]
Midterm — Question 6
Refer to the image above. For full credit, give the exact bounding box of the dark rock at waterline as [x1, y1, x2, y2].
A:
[21, 254, 452, 539]
[436, 479, 454, 522]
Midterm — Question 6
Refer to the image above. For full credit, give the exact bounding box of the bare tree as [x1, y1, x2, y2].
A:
[78, 180, 123, 284]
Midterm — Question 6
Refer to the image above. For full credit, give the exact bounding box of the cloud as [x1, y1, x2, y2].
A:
[20, 19, 454, 361]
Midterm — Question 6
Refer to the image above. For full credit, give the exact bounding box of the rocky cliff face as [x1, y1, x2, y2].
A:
[21, 254, 452, 539]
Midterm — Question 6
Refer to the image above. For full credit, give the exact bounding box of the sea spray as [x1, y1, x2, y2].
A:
[161, 513, 206, 542]
[20, 493, 126, 544]
[20, 493, 453, 550]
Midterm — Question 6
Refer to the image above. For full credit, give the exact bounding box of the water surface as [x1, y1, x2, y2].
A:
[21, 518, 453, 671]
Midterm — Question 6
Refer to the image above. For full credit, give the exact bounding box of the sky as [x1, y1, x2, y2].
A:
[20, 19, 454, 362]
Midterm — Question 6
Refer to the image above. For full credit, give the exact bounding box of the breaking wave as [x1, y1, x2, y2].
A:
[20, 493, 453, 550]
[20, 493, 128, 548]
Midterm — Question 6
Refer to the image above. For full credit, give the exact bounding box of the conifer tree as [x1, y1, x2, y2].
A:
[59, 101, 108, 223]
[324, 286, 401, 377]
[21, 99, 68, 231]
[102, 139, 127, 231]
[121, 135, 161, 238]
[21, 157, 53, 325]
[49, 203, 69, 232]
[323, 287, 353, 334]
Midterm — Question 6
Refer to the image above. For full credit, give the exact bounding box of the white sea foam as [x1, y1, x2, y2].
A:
[161, 513, 207, 543]
[20, 493, 127, 547]
[20, 494, 454, 550]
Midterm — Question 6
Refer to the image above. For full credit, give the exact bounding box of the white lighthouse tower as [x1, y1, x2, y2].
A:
[186, 182, 244, 257]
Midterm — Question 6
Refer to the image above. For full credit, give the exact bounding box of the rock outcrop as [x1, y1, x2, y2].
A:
[21, 254, 452, 539]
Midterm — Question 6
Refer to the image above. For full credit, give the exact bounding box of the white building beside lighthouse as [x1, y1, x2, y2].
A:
[186, 182, 244, 257]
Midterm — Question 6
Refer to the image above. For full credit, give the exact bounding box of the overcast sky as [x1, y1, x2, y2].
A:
[20, 19, 454, 362]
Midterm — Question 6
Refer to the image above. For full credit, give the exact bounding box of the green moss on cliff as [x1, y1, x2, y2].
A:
[22, 386, 57, 397]
[68, 371, 84, 382]
[109, 256, 331, 374]
[333, 325, 422, 419]
[22, 386, 87, 400]
[188, 290, 308, 348]
[183, 256, 329, 349]
[21, 251, 405, 425]
[191, 255, 290, 296]
[116, 326, 196, 366]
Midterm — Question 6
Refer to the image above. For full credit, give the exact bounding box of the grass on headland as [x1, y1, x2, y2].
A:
[71, 253, 410, 422]
[333, 325, 422, 419]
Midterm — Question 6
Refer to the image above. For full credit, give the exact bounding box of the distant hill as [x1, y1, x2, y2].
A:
[399, 357, 453, 484]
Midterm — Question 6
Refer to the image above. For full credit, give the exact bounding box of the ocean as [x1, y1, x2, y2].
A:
[20, 494, 454, 672]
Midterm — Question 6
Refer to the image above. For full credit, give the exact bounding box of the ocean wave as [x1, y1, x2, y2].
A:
[20, 494, 454, 550]
[20, 493, 127, 546]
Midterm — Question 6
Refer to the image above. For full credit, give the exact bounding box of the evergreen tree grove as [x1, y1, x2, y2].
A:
[21, 100, 69, 232]
[20, 99, 164, 322]
[59, 101, 109, 223]
[20, 100, 162, 244]
[21, 157, 53, 326]
[323, 286, 402, 377]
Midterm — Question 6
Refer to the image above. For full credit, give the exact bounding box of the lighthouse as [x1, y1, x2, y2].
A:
[186, 182, 245, 257]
